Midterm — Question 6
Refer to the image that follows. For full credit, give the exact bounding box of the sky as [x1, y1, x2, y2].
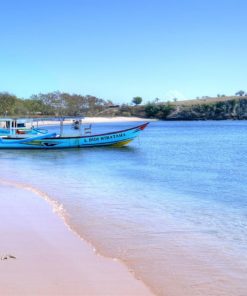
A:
[0, 0, 246, 104]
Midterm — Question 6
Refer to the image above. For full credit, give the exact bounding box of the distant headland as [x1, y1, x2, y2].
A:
[1, 91, 247, 120]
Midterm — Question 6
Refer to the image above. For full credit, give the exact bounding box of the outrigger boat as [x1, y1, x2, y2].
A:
[0, 117, 149, 149]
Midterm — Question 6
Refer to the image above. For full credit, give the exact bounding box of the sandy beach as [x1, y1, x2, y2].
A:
[82, 117, 154, 123]
[0, 182, 153, 296]
[33, 116, 155, 127]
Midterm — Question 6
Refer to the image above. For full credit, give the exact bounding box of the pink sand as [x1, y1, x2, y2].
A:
[0, 184, 153, 295]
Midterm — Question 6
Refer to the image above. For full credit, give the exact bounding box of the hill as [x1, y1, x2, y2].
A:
[166, 96, 247, 120]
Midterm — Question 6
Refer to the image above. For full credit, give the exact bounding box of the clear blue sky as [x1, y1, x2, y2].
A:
[0, 0, 246, 103]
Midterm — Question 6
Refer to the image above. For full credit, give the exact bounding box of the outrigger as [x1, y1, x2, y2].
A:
[0, 117, 149, 149]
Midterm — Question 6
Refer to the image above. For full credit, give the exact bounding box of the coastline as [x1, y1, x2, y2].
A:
[0, 182, 153, 296]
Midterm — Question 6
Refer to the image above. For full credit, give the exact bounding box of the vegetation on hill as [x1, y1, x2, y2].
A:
[138, 96, 247, 120]
[1, 90, 247, 120]
[144, 103, 175, 119]
[166, 98, 247, 120]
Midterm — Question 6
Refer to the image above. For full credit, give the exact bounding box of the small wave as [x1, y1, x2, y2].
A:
[0, 178, 66, 219]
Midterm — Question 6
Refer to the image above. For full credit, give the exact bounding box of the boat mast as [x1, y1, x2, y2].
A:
[78, 119, 83, 136]
[59, 118, 64, 136]
[10, 119, 14, 135]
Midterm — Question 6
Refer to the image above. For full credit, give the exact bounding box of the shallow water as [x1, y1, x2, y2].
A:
[1, 121, 247, 295]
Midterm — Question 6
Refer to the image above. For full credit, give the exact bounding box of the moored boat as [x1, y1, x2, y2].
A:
[0, 117, 149, 149]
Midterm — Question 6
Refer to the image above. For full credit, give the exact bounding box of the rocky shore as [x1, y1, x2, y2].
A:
[166, 98, 247, 120]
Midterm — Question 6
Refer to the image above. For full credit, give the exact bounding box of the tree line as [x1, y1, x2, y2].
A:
[0, 91, 112, 117]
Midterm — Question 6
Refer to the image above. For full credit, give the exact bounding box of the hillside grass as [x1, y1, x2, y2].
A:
[172, 96, 247, 107]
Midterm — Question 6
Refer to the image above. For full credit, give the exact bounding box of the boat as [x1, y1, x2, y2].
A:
[0, 118, 48, 137]
[0, 117, 149, 149]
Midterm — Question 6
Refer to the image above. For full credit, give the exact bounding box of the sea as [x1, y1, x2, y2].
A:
[1, 120, 247, 295]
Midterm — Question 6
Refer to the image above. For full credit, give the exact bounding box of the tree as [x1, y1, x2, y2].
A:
[132, 96, 142, 105]
[158, 103, 175, 119]
[235, 90, 245, 96]
[23, 98, 46, 115]
[144, 102, 175, 119]
[0, 92, 18, 115]
[145, 103, 160, 117]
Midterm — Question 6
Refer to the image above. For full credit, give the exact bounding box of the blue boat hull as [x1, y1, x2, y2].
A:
[0, 123, 149, 149]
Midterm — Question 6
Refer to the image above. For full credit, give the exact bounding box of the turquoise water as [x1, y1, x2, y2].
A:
[1, 121, 247, 295]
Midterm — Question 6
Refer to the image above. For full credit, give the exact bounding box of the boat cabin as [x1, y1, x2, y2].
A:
[0, 118, 36, 136]
[5, 119, 26, 129]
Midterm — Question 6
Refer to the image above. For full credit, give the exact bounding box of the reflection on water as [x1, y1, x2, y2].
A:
[1, 121, 247, 295]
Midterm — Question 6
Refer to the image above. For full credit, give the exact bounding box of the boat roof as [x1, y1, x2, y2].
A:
[32, 116, 84, 122]
[0, 118, 33, 123]
[0, 116, 84, 122]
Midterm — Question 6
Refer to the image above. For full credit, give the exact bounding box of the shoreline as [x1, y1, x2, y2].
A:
[0, 181, 153, 295]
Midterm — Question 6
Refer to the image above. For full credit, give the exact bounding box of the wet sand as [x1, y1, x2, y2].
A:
[0, 183, 153, 296]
